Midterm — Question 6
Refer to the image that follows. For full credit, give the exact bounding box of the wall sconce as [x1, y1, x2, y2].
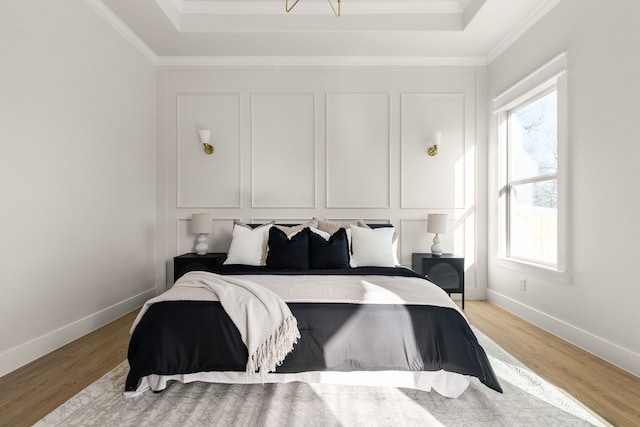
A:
[199, 130, 214, 155]
[427, 213, 448, 256]
[427, 131, 442, 156]
[191, 213, 213, 255]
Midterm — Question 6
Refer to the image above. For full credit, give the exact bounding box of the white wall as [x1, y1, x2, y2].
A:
[156, 66, 488, 296]
[487, 0, 640, 376]
[0, 0, 157, 375]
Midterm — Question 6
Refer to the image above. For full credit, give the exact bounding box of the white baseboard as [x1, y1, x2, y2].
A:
[462, 288, 487, 301]
[487, 289, 640, 378]
[0, 288, 155, 377]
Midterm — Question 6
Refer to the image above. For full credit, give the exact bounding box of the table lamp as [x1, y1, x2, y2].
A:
[427, 213, 448, 257]
[191, 213, 213, 255]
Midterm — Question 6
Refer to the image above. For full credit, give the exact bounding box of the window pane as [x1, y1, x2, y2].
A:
[509, 180, 557, 264]
[509, 91, 557, 181]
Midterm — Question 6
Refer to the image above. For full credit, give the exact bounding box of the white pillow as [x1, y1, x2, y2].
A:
[391, 231, 400, 266]
[224, 222, 273, 266]
[357, 224, 400, 266]
[349, 225, 396, 268]
[309, 227, 331, 240]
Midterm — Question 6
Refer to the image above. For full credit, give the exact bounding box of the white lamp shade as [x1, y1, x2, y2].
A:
[191, 213, 212, 234]
[198, 130, 211, 145]
[431, 131, 442, 146]
[427, 213, 448, 234]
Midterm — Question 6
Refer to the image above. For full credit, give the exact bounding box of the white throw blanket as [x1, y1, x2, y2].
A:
[131, 271, 300, 377]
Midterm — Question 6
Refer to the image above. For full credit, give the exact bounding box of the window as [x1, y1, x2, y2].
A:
[493, 52, 567, 274]
[507, 90, 558, 266]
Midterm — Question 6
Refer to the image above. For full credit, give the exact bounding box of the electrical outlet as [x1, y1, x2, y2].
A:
[520, 278, 526, 291]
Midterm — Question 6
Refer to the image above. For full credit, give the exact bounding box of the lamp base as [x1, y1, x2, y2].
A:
[430, 234, 443, 257]
[195, 234, 208, 255]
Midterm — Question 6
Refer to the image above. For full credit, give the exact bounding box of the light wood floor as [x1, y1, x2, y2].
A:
[1, 301, 638, 427]
[463, 302, 640, 427]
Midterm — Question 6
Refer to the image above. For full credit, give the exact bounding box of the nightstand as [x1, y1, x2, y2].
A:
[412, 253, 465, 309]
[174, 253, 227, 282]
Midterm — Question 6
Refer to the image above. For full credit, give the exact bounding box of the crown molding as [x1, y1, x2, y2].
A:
[485, 0, 561, 64]
[155, 55, 487, 67]
[84, 0, 158, 64]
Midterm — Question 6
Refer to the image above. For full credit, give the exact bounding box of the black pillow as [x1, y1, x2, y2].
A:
[266, 227, 310, 270]
[309, 228, 350, 269]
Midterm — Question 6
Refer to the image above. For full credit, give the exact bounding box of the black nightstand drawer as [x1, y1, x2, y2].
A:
[174, 253, 227, 282]
[412, 253, 465, 309]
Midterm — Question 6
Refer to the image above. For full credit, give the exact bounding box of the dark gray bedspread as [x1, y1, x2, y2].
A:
[126, 270, 502, 394]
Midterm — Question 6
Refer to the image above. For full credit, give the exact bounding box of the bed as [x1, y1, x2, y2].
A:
[125, 221, 502, 398]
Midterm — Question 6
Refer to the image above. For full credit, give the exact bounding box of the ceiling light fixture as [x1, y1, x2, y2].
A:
[286, 0, 341, 17]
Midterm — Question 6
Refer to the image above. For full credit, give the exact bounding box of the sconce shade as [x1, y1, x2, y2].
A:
[427, 213, 448, 234]
[191, 213, 212, 234]
[198, 130, 211, 145]
[431, 131, 442, 146]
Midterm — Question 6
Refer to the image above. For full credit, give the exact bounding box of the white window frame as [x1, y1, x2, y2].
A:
[492, 52, 568, 282]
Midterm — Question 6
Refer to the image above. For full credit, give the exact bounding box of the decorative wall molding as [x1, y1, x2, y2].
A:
[326, 93, 391, 209]
[251, 93, 316, 208]
[400, 219, 427, 266]
[400, 93, 466, 209]
[162, 68, 480, 292]
[176, 93, 242, 208]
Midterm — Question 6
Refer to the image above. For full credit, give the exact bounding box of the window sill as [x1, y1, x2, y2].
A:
[492, 257, 570, 284]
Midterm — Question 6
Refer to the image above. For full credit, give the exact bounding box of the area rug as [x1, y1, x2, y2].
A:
[35, 328, 608, 426]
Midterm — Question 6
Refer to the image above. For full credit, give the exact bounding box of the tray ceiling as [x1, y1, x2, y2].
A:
[95, 0, 559, 64]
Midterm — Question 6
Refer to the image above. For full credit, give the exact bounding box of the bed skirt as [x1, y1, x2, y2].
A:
[124, 369, 471, 399]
